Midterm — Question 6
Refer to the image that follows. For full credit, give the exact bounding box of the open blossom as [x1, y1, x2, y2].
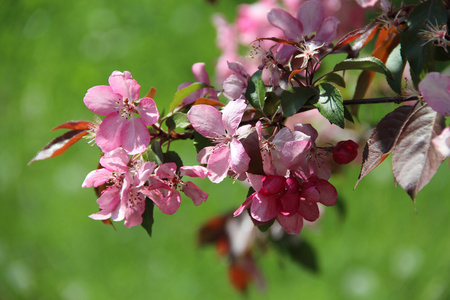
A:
[177, 62, 219, 105]
[188, 100, 251, 183]
[82, 148, 156, 228]
[419, 72, 450, 116]
[142, 163, 209, 215]
[83, 71, 159, 154]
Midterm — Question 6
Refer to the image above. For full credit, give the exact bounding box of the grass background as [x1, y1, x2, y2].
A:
[1, 0, 450, 299]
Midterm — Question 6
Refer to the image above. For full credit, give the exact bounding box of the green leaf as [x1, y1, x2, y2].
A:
[164, 151, 183, 170]
[166, 112, 190, 131]
[280, 86, 318, 117]
[400, 0, 446, 85]
[245, 70, 266, 112]
[193, 132, 213, 154]
[333, 57, 393, 80]
[263, 91, 281, 116]
[141, 198, 155, 237]
[145, 140, 163, 164]
[316, 73, 346, 87]
[385, 44, 406, 95]
[169, 82, 208, 111]
[314, 83, 345, 128]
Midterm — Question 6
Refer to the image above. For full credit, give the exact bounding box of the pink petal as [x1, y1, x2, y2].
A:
[187, 105, 226, 138]
[192, 62, 211, 85]
[298, 199, 320, 222]
[251, 194, 278, 222]
[108, 71, 141, 100]
[315, 16, 340, 46]
[158, 190, 181, 215]
[82, 168, 112, 188]
[182, 181, 208, 205]
[227, 61, 249, 82]
[297, 0, 324, 36]
[155, 163, 177, 179]
[247, 173, 264, 192]
[179, 166, 209, 178]
[229, 139, 250, 175]
[267, 8, 303, 41]
[282, 140, 311, 169]
[293, 123, 318, 143]
[233, 194, 254, 217]
[223, 74, 247, 100]
[83, 85, 120, 115]
[419, 72, 450, 116]
[207, 144, 231, 183]
[99, 148, 130, 173]
[137, 161, 157, 185]
[137, 97, 159, 125]
[197, 146, 214, 164]
[316, 179, 337, 206]
[124, 196, 146, 228]
[278, 193, 300, 216]
[96, 113, 126, 152]
[222, 100, 247, 136]
[120, 116, 151, 155]
[276, 213, 303, 234]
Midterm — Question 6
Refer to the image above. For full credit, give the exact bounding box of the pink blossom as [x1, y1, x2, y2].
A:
[82, 148, 156, 227]
[142, 163, 209, 215]
[419, 72, 450, 116]
[267, 0, 340, 45]
[222, 62, 250, 100]
[177, 62, 219, 105]
[83, 71, 159, 154]
[188, 100, 251, 183]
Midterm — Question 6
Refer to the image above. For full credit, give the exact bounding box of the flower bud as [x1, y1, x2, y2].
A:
[332, 140, 359, 164]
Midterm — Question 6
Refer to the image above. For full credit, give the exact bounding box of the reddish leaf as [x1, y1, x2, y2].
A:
[256, 37, 298, 47]
[392, 106, 446, 200]
[193, 97, 225, 107]
[145, 87, 157, 99]
[333, 22, 379, 52]
[52, 120, 93, 131]
[229, 263, 251, 292]
[28, 130, 88, 165]
[356, 105, 415, 187]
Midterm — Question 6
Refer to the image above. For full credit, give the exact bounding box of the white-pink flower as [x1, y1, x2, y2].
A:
[188, 100, 251, 183]
[83, 71, 159, 154]
[82, 148, 157, 227]
[432, 127, 450, 158]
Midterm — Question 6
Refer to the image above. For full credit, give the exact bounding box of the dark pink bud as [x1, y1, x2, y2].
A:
[332, 140, 359, 164]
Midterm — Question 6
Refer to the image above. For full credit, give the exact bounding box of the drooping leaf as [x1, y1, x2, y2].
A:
[28, 130, 88, 164]
[333, 57, 393, 80]
[164, 151, 184, 170]
[385, 44, 406, 95]
[245, 70, 266, 112]
[314, 83, 344, 128]
[392, 105, 446, 201]
[146, 140, 163, 164]
[280, 86, 318, 117]
[193, 131, 213, 154]
[169, 82, 209, 111]
[356, 105, 415, 187]
[272, 236, 319, 273]
[400, 0, 447, 85]
[141, 198, 155, 237]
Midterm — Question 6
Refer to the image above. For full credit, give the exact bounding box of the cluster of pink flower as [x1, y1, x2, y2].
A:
[81, 71, 210, 227]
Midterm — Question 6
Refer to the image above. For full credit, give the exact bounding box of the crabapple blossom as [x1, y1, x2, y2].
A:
[432, 127, 450, 158]
[188, 99, 251, 183]
[142, 163, 209, 215]
[83, 71, 159, 154]
[82, 148, 157, 227]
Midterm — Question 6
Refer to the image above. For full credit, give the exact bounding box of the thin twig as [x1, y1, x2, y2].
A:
[343, 96, 419, 105]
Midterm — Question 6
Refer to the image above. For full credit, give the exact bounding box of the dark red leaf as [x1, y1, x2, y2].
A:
[392, 106, 446, 200]
[356, 105, 415, 187]
[52, 120, 93, 131]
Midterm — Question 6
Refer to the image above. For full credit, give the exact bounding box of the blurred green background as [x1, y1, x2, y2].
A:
[1, 0, 450, 299]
